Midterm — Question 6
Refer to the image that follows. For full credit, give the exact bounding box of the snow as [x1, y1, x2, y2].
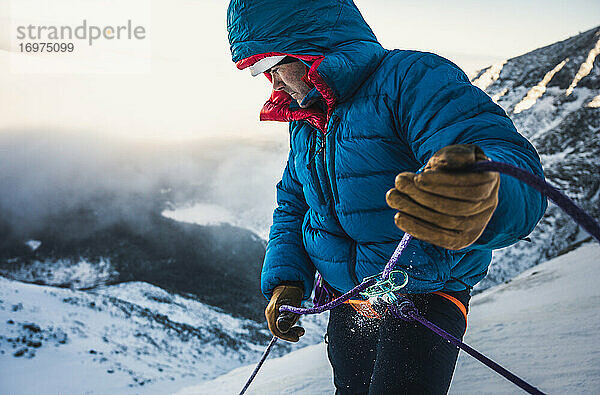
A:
[24, 240, 41, 251]
[94, 282, 249, 333]
[474, 30, 600, 290]
[524, 86, 595, 142]
[491, 87, 508, 103]
[162, 203, 272, 240]
[176, 242, 600, 394]
[566, 35, 600, 96]
[588, 94, 600, 108]
[451, 242, 600, 394]
[513, 58, 569, 114]
[175, 342, 332, 395]
[162, 204, 235, 228]
[472, 61, 506, 91]
[0, 280, 269, 393]
[1, 257, 117, 289]
[0, 278, 327, 394]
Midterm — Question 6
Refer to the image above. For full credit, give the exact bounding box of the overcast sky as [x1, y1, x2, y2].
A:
[1, 0, 599, 141]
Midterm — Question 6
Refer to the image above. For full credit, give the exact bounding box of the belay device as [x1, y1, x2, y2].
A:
[359, 269, 409, 303]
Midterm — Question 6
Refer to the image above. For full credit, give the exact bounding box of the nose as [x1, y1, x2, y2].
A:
[272, 74, 285, 91]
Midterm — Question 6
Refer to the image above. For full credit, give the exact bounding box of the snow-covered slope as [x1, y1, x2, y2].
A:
[0, 278, 326, 394]
[177, 242, 600, 394]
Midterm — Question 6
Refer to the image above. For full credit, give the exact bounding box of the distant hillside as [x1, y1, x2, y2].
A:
[0, 204, 267, 322]
[0, 277, 327, 393]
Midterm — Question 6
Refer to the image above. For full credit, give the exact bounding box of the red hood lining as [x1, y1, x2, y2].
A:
[236, 53, 336, 132]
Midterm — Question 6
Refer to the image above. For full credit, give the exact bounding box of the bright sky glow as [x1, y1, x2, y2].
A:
[1, 0, 599, 141]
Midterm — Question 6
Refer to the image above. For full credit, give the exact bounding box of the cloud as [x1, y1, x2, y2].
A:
[0, 129, 286, 239]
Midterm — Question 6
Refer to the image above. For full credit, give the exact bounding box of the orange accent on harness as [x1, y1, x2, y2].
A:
[432, 291, 468, 326]
[342, 291, 468, 325]
[343, 299, 381, 319]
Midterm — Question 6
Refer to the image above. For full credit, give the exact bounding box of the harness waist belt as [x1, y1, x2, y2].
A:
[343, 291, 468, 325]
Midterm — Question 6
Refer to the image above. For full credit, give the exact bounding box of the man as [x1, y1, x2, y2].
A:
[227, 1, 547, 393]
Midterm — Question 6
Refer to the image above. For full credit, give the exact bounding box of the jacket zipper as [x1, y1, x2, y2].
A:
[322, 116, 360, 285]
[306, 129, 326, 205]
[326, 116, 341, 205]
[348, 241, 359, 286]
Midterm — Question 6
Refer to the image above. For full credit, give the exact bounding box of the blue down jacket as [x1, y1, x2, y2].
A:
[227, 0, 547, 300]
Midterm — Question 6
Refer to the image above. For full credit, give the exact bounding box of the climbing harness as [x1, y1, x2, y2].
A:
[431, 291, 468, 325]
[343, 298, 381, 319]
[239, 161, 600, 395]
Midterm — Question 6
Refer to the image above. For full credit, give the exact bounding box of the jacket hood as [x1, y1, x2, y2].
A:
[227, 0, 387, 112]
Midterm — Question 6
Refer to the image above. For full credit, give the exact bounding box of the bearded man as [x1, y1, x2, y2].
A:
[227, 1, 547, 393]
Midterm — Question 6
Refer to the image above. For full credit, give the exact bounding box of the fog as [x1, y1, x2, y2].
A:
[0, 129, 287, 240]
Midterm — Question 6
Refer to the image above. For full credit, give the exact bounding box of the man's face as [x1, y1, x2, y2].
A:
[269, 61, 312, 107]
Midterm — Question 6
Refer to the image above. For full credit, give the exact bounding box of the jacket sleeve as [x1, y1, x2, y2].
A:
[396, 53, 548, 251]
[262, 145, 315, 300]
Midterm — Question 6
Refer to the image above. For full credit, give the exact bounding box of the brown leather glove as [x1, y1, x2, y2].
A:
[386, 144, 500, 250]
[265, 285, 305, 342]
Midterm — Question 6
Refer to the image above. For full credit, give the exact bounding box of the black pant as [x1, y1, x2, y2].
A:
[326, 292, 469, 395]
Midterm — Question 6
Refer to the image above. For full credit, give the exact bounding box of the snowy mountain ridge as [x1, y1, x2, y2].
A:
[471, 25, 600, 291]
[0, 276, 327, 393]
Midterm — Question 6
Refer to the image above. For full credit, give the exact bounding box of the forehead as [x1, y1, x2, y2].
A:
[269, 60, 302, 73]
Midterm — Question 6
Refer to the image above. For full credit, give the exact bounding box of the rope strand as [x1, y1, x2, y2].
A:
[474, 161, 600, 243]
[388, 302, 545, 395]
[239, 336, 278, 395]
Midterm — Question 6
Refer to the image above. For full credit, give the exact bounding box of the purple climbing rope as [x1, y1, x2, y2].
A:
[281, 277, 376, 315]
[239, 336, 279, 395]
[238, 233, 413, 393]
[281, 232, 413, 316]
[240, 160, 600, 394]
[388, 301, 545, 395]
[382, 231, 414, 279]
[474, 161, 600, 243]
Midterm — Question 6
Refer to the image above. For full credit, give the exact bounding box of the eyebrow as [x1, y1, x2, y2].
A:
[269, 65, 281, 72]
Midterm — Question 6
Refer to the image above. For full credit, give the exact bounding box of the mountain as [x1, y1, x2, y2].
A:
[0, 205, 268, 322]
[0, 190, 328, 393]
[0, 276, 327, 393]
[0, 131, 305, 393]
[175, 241, 600, 394]
[470, 25, 600, 291]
